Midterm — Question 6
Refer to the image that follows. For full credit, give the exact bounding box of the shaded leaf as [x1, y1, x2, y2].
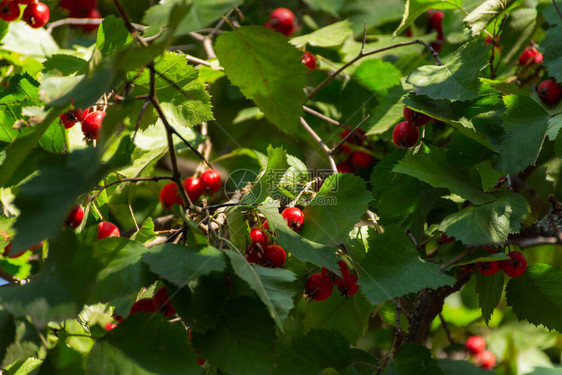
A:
[290, 20, 352, 48]
[393, 0, 462, 37]
[475, 271, 503, 324]
[463, 0, 518, 35]
[383, 343, 445, 375]
[96, 15, 134, 56]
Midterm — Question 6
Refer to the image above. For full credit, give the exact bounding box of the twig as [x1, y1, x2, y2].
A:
[299, 117, 338, 174]
[439, 313, 455, 345]
[93, 176, 173, 192]
[0, 267, 18, 284]
[553, 0, 562, 21]
[330, 116, 370, 154]
[302, 106, 341, 126]
[133, 98, 151, 142]
[46, 18, 148, 34]
[307, 39, 442, 100]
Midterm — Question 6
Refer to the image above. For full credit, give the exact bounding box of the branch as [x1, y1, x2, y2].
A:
[94, 176, 174, 192]
[302, 106, 341, 127]
[553, 0, 562, 21]
[46, 17, 148, 34]
[307, 39, 442, 100]
[330, 115, 370, 155]
[299, 117, 338, 174]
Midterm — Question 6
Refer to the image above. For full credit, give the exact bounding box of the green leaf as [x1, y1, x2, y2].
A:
[274, 330, 352, 375]
[225, 250, 297, 329]
[366, 85, 406, 135]
[540, 27, 562, 90]
[96, 15, 134, 56]
[383, 343, 446, 375]
[439, 192, 530, 246]
[358, 226, 455, 306]
[87, 314, 201, 375]
[290, 20, 352, 48]
[438, 359, 496, 374]
[142, 244, 227, 287]
[0, 73, 39, 105]
[300, 174, 372, 246]
[393, 146, 495, 205]
[215, 26, 307, 134]
[505, 264, 562, 332]
[225, 206, 250, 251]
[353, 59, 402, 93]
[407, 40, 490, 102]
[242, 145, 287, 205]
[1, 22, 58, 59]
[475, 271, 503, 324]
[493, 95, 550, 174]
[0, 309, 15, 365]
[497, 8, 537, 69]
[393, 0, 463, 37]
[343, 0, 405, 33]
[42, 54, 88, 75]
[259, 201, 339, 272]
[130, 217, 157, 244]
[192, 297, 276, 375]
[463, 0, 519, 36]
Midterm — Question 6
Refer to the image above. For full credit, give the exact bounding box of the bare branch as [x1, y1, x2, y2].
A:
[299, 117, 338, 174]
[330, 115, 370, 154]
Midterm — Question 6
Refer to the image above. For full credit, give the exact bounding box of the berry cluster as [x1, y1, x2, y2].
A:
[470, 250, 527, 278]
[305, 260, 359, 301]
[159, 169, 222, 209]
[264, 7, 297, 36]
[128, 286, 176, 318]
[518, 45, 543, 66]
[514, 45, 561, 105]
[60, 107, 106, 141]
[59, 0, 101, 31]
[465, 335, 496, 369]
[392, 107, 433, 148]
[0, 0, 50, 28]
[336, 129, 375, 173]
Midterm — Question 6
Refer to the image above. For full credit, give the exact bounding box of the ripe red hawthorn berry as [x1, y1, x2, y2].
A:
[537, 80, 562, 105]
[476, 261, 501, 276]
[104, 322, 117, 331]
[153, 286, 176, 318]
[428, 10, 444, 35]
[264, 7, 296, 36]
[97, 221, 120, 239]
[60, 109, 82, 129]
[23, 2, 50, 28]
[17, 0, 37, 4]
[392, 121, 419, 148]
[200, 169, 221, 194]
[264, 244, 286, 267]
[65, 205, 84, 228]
[337, 160, 354, 174]
[81, 110, 105, 140]
[440, 234, 455, 244]
[302, 51, 316, 71]
[159, 182, 183, 209]
[250, 227, 268, 247]
[474, 350, 496, 369]
[403, 107, 431, 127]
[465, 335, 486, 354]
[0, 1, 21, 22]
[282, 207, 304, 232]
[305, 272, 334, 301]
[501, 251, 527, 278]
[518, 46, 542, 65]
[183, 176, 204, 201]
[351, 151, 374, 169]
[129, 298, 157, 315]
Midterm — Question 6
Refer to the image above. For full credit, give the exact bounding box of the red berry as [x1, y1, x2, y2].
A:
[153, 286, 176, 318]
[246, 249, 262, 264]
[104, 322, 117, 331]
[350, 151, 374, 169]
[405, 27, 413, 37]
[0, 1, 21, 22]
[129, 298, 156, 315]
[250, 227, 268, 247]
[264, 244, 286, 267]
[501, 251, 527, 278]
[65, 205, 84, 228]
[392, 121, 419, 148]
[23, 2, 50, 28]
[537, 80, 562, 105]
[81, 110, 105, 140]
[336, 160, 354, 174]
[519, 46, 541, 65]
[403, 107, 431, 127]
[159, 182, 183, 209]
[429, 10, 444, 34]
[476, 261, 501, 276]
[112, 314, 123, 323]
[474, 350, 496, 369]
[334, 260, 359, 297]
[465, 335, 486, 354]
[302, 51, 316, 71]
[183, 176, 203, 202]
[200, 169, 221, 194]
[17, 0, 37, 4]
[70, 6, 101, 31]
[305, 272, 334, 301]
[97, 221, 120, 239]
[264, 7, 296, 36]
[440, 234, 454, 244]
[60, 108, 88, 129]
[282, 207, 304, 232]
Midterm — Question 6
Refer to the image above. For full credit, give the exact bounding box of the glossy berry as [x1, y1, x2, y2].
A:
[282, 207, 304, 232]
[518, 46, 542, 65]
[501, 251, 527, 278]
[474, 350, 496, 369]
[183, 176, 204, 201]
[0, 1, 21, 22]
[18, 0, 38, 4]
[250, 227, 268, 247]
[264, 7, 296, 36]
[159, 182, 183, 209]
[200, 169, 221, 194]
[65, 205, 84, 228]
[403, 107, 431, 127]
[81, 110, 105, 140]
[334, 261, 359, 297]
[351, 151, 374, 169]
[104, 322, 117, 331]
[537, 80, 562, 105]
[302, 51, 316, 71]
[60, 108, 88, 129]
[392, 121, 419, 148]
[97, 221, 120, 239]
[23, 2, 50, 28]
[153, 286, 176, 318]
[465, 335, 486, 354]
[305, 272, 334, 301]
[476, 261, 501, 276]
[264, 244, 286, 267]
[429, 10, 444, 36]
[129, 298, 156, 315]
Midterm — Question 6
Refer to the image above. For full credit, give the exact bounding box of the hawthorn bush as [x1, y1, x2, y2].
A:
[0, 0, 561, 374]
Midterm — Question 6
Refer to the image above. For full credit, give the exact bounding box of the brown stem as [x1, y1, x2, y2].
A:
[299, 117, 338, 174]
[553, 0, 562, 21]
